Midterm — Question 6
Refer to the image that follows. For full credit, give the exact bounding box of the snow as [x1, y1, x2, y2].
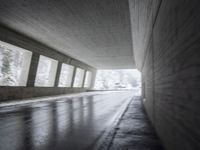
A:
[0, 42, 32, 86]
[73, 68, 84, 87]
[35, 55, 58, 87]
[94, 69, 141, 90]
[58, 63, 74, 87]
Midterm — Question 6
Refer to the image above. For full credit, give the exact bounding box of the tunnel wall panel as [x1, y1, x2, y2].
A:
[141, 0, 200, 149]
[142, 38, 154, 123]
[0, 87, 86, 102]
[0, 25, 96, 101]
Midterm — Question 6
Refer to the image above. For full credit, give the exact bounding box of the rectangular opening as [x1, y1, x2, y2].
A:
[94, 69, 141, 94]
[58, 63, 74, 87]
[34, 55, 58, 87]
[73, 68, 84, 88]
[0, 41, 32, 86]
[84, 71, 92, 88]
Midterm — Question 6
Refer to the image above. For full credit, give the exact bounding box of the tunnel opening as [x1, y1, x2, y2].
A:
[94, 69, 141, 94]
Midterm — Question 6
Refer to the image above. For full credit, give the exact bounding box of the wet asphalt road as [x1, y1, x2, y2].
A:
[0, 91, 134, 150]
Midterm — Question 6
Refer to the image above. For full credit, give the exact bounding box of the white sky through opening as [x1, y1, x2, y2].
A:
[94, 69, 141, 91]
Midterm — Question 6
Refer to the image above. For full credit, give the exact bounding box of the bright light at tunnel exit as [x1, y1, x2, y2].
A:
[94, 69, 141, 93]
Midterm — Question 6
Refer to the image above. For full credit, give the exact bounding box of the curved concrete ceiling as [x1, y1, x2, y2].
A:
[0, 0, 135, 69]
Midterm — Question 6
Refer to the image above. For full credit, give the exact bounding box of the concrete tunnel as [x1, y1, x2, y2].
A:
[0, 0, 200, 150]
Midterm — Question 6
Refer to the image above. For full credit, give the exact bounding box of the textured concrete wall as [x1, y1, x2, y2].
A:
[129, 0, 160, 70]
[139, 0, 200, 149]
[0, 87, 86, 102]
[0, 25, 96, 101]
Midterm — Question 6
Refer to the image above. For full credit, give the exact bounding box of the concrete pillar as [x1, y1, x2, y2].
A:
[70, 66, 77, 87]
[54, 62, 62, 87]
[26, 53, 40, 87]
[82, 70, 86, 88]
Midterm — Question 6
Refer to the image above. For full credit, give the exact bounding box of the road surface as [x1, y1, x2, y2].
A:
[0, 91, 134, 150]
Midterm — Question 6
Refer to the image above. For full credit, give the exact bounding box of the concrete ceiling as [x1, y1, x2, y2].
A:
[0, 0, 135, 69]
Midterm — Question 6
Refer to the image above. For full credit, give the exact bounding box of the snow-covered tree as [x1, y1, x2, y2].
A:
[0, 45, 24, 86]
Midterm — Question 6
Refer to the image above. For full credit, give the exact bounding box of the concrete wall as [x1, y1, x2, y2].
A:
[0, 25, 96, 101]
[130, 0, 200, 149]
[129, 0, 160, 70]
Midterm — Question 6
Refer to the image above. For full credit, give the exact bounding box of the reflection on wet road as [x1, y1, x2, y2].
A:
[0, 91, 134, 150]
